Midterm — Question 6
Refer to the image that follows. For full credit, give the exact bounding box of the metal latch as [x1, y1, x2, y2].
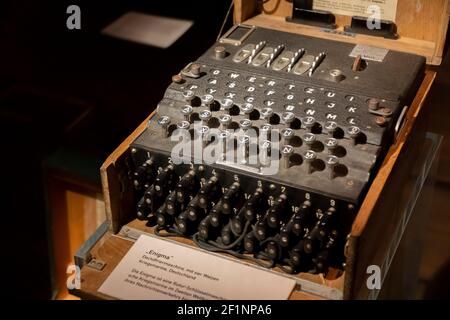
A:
[86, 259, 107, 271]
[219, 24, 256, 46]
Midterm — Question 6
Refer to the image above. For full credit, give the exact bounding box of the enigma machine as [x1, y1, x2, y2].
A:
[128, 24, 426, 276]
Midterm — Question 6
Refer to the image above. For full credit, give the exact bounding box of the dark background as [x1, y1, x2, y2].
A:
[0, 0, 232, 299]
[1, 0, 449, 300]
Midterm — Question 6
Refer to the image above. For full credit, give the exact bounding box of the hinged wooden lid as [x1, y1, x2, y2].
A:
[233, 0, 449, 65]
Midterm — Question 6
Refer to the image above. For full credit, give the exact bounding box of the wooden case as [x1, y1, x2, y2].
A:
[234, 0, 449, 65]
[71, 0, 447, 300]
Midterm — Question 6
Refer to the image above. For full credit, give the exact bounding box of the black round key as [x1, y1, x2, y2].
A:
[238, 134, 250, 164]
[326, 155, 339, 166]
[281, 128, 294, 143]
[324, 137, 338, 154]
[181, 105, 193, 122]
[324, 121, 338, 135]
[196, 125, 210, 146]
[325, 155, 339, 179]
[260, 124, 272, 140]
[182, 89, 195, 102]
[220, 98, 234, 111]
[176, 120, 190, 130]
[260, 140, 272, 167]
[201, 94, 214, 107]
[281, 145, 294, 169]
[197, 125, 210, 135]
[239, 118, 252, 131]
[158, 115, 170, 125]
[241, 103, 254, 117]
[260, 107, 273, 122]
[303, 116, 316, 131]
[219, 114, 232, 129]
[347, 126, 361, 145]
[219, 130, 231, 159]
[302, 133, 316, 146]
[157, 115, 171, 137]
[199, 110, 212, 124]
[303, 150, 316, 174]
[347, 125, 361, 137]
[281, 111, 295, 125]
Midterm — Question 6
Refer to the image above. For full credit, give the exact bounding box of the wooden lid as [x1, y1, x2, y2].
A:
[234, 0, 449, 65]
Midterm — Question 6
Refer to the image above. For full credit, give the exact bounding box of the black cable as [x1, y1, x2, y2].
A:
[260, 236, 280, 246]
[276, 263, 296, 274]
[156, 223, 295, 273]
[207, 221, 251, 250]
[254, 253, 276, 268]
[193, 233, 275, 269]
[154, 225, 184, 238]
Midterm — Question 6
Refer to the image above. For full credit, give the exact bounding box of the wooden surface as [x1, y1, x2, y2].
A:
[47, 173, 105, 300]
[345, 71, 436, 299]
[233, 0, 257, 22]
[100, 112, 155, 233]
[416, 44, 450, 299]
[379, 147, 438, 299]
[352, 71, 436, 237]
[70, 234, 129, 300]
[72, 227, 332, 300]
[125, 219, 345, 292]
[234, 0, 449, 65]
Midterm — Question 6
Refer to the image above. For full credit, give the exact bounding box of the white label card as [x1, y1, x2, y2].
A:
[349, 44, 389, 62]
[313, 0, 398, 22]
[102, 12, 193, 49]
[98, 235, 296, 300]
